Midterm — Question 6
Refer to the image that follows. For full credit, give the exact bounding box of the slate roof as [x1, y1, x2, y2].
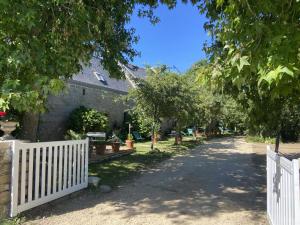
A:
[70, 57, 146, 93]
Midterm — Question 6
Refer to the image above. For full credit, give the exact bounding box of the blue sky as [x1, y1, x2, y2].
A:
[129, 2, 209, 73]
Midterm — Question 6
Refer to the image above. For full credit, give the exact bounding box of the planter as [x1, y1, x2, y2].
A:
[125, 140, 134, 149]
[94, 142, 106, 155]
[111, 142, 121, 152]
[0, 121, 18, 140]
[175, 135, 182, 145]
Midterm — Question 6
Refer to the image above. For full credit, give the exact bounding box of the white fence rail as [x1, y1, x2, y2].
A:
[10, 139, 89, 217]
[267, 146, 300, 225]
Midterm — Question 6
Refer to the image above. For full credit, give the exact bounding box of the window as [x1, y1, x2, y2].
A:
[82, 88, 86, 95]
[93, 71, 106, 83]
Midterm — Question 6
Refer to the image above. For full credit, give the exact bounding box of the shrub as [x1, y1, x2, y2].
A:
[64, 130, 85, 140]
[127, 133, 133, 140]
[68, 106, 108, 133]
[245, 135, 275, 144]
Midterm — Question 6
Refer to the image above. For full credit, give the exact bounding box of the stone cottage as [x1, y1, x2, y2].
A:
[23, 58, 146, 141]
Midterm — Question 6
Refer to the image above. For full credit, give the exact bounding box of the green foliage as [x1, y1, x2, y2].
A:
[245, 135, 275, 144]
[201, 0, 300, 97]
[186, 60, 247, 135]
[0, 217, 24, 225]
[128, 66, 197, 136]
[280, 102, 300, 142]
[0, 0, 179, 112]
[199, 1, 300, 141]
[64, 129, 85, 140]
[127, 133, 133, 140]
[68, 106, 108, 133]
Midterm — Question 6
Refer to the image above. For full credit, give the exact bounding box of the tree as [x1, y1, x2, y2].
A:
[0, 0, 179, 112]
[185, 60, 247, 136]
[199, 0, 300, 151]
[128, 66, 197, 149]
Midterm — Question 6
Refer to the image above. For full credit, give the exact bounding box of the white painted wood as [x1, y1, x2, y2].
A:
[10, 141, 19, 217]
[73, 144, 76, 186]
[47, 146, 52, 196]
[85, 140, 89, 185]
[10, 139, 88, 217]
[63, 145, 68, 190]
[53, 146, 58, 193]
[41, 147, 46, 198]
[68, 144, 72, 188]
[81, 144, 84, 184]
[77, 144, 80, 185]
[17, 182, 87, 214]
[292, 160, 300, 225]
[267, 146, 300, 225]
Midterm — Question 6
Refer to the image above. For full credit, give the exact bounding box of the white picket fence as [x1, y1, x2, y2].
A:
[267, 146, 300, 225]
[10, 139, 89, 217]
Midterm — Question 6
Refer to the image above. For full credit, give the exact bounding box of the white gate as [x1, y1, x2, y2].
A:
[10, 139, 89, 217]
[267, 146, 300, 225]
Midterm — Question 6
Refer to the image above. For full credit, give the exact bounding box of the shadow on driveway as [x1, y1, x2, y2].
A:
[23, 137, 267, 225]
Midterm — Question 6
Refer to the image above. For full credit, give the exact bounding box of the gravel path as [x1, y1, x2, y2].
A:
[24, 137, 267, 225]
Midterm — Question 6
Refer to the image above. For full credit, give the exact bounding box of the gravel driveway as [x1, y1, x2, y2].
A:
[24, 137, 267, 225]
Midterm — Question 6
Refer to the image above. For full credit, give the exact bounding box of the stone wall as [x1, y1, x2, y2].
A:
[37, 81, 129, 141]
[0, 142, 12, 218]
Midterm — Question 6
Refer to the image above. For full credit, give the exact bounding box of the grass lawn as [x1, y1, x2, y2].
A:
[89, 136, 203, 187]
[245, 135, 275, 144]
[0, 217, 24, 225]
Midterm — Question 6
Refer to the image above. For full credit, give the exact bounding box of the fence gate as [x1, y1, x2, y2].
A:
[10, 139, 89, 217]
[267, 146, 300, 225]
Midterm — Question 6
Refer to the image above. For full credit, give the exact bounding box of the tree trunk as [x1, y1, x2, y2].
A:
[151, 122, 155, 151]
[275, 131, 280, 153]
[20, 112, 40, 141]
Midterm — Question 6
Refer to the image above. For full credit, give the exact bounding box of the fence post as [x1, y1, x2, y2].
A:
[0, 141, 13, 218]
[266, 146, 270, 223]
[85, 138, 89, 187]
[293, 159, 300, 225]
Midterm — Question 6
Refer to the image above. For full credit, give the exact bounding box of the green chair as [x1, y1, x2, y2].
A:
[132, 131, 145, 141]
[187, 128, 194, 136]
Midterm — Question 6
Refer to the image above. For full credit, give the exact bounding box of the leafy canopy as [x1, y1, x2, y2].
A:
[200, 0, 300, 97]
[186, 60, 247, 134]
[197, 0, 300, 141]
[67, 106, 108, 133]
[128, 65, 197, 134]
[0, 0, 179, 112]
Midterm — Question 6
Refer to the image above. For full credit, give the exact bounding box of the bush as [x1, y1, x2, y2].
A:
[68, 106, 108, 133]
[64, 130, 85, 140]
[245, 135, 275, 144]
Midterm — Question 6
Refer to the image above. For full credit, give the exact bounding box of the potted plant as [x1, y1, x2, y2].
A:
[175, 133, 183, 145]
[94, 140, 107, 155]
[126, 133, 134, 149]
[108, 135, 121, 152]
[0, 111, 18, 140]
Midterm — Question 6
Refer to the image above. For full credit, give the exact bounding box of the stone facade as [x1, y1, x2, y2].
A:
[37, 80, 129, 141]
[0, 142, 12, 218]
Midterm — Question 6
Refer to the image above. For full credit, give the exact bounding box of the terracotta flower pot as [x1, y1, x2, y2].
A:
[125, 140, 134, 149]
[175, 135, 182, 145]
[111, 142, 121, 152]
[94, 143, 106, 155]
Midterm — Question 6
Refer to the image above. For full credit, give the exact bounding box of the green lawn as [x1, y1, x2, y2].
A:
[245, 135, 275, 144]
[89, 136, 203, 187]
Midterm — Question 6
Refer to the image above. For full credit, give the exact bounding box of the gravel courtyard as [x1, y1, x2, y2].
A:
[24, 137, 267, 225]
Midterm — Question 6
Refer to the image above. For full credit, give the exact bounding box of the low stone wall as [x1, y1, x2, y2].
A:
[0, 142, 12, 218]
